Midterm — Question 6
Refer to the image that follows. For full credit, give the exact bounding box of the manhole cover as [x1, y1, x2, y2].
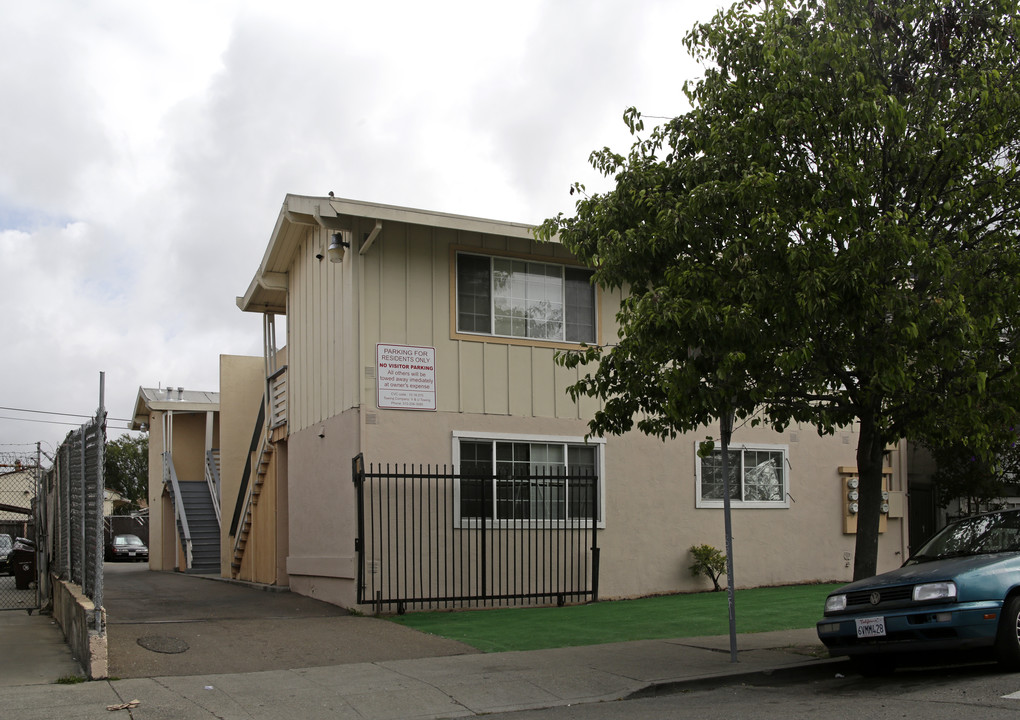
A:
[137, 635, 189, 654]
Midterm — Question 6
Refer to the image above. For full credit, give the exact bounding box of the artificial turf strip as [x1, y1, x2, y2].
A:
[388, 583, 844, 653]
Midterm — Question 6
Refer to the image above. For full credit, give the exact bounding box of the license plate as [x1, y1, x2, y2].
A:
[128, 551, 136, 557]
[856, 616, 886, 638]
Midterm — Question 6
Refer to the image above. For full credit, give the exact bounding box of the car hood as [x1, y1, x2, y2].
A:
[832, 553, 1020, 595]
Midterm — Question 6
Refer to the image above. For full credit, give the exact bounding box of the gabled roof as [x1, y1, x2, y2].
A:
[131, 387, 220, 429]
[236, 194, 538, 314]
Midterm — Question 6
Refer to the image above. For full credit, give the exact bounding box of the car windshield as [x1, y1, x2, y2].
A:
[115, 535, 144, 547]
[0, 535, 11, 552]
[908, 511, 1020, 564]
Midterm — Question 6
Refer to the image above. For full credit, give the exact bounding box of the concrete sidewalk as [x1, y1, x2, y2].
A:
[0, 618, 836, 720]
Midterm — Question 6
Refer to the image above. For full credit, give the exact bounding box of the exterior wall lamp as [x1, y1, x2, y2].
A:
[328, 231, 350, 263]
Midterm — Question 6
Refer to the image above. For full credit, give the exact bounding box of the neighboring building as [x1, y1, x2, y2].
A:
[131, 386, 222, 574]
[130, 355, 286, 583]
[102, 489, 131, 517]
[0, 465, 36, 539]
[0, 467, 35, 519]
[227, 194, 911, 611]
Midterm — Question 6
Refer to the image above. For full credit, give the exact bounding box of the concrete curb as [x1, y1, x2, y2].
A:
[625, 656, 847, 699]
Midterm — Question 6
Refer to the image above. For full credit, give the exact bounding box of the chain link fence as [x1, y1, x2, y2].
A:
[44, 411, 106, 623]
[0, 451, 40, 611]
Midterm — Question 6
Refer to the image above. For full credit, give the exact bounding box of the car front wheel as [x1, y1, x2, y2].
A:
[995, 595, 1020, 670]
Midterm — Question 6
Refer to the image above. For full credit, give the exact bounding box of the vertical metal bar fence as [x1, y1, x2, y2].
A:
[352, 454, 600, 613]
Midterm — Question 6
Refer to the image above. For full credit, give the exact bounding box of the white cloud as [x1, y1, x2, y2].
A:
[0, 0, 727, 451]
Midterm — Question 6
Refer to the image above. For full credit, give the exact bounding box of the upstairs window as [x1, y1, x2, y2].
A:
[456, 252, 596, 343]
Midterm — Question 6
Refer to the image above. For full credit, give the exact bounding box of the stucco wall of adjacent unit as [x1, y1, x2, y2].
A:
[219, 354, 269, 578]
[167, 412, 216, 483]
[285, 410, 361, 608]
[354, 410, 907, 601]
[146, 411, 168, 570]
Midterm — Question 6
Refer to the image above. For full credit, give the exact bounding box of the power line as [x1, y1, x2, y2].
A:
[0, 405, 132, 423]
[0, 415, 123, 428]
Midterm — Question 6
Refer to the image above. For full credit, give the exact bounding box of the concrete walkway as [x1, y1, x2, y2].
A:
[0, 566, 839, 719]
[0, 622, 834, 720]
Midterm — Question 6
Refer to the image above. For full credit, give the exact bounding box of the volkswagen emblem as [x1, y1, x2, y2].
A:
[869, 591, 882, 605]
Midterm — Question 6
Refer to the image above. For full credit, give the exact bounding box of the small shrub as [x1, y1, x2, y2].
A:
[689, 544, 727, 592]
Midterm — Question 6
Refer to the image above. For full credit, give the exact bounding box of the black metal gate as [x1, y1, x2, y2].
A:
[353, 454, 600, 613]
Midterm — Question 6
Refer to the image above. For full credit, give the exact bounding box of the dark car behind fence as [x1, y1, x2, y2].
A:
[353, 454, 600, 613]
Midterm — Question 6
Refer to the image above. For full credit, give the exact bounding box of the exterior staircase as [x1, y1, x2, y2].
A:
[176, 481, 221, 574]
[230, 439, 272, 577]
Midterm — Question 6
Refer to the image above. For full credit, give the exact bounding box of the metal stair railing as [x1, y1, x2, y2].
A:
[205, 449, 222, 527]
[229, 398, 267, 577]
[163, 451, 193, 570]
[230, 434, 271, 576]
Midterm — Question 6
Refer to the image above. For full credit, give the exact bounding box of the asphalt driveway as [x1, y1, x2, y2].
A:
[103, 563, 477, 678]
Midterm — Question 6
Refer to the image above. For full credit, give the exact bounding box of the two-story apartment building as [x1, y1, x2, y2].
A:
[228, 194, 910, 611]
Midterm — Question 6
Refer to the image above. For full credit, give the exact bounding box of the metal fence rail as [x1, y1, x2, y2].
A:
[45, 402, 105, 622]
[353, 454, 600, 613]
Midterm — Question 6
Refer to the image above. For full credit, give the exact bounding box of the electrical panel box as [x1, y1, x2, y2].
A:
[840, 467, 892, 535]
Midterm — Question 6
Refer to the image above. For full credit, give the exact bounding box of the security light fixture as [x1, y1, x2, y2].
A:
[328, 231, 350, 263]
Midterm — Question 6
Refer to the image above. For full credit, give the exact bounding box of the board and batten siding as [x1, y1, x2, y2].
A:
[285, 218, 612, 434]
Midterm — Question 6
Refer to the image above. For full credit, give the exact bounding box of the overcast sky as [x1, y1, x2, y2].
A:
[0, 0, 728, 458]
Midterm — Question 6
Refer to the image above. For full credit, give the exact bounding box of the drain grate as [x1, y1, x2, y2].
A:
[137, 635, 190, 654]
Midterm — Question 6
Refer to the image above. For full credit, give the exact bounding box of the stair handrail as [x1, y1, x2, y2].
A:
[229, 397, 266, 575]
[205, 449, 222, 527]
[230, 399, 265, 537]
[163, 451, 193, 569]
[231, 432, 270, 575]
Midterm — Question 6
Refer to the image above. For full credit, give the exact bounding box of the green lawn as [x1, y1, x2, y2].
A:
[388, 583, 842, 652]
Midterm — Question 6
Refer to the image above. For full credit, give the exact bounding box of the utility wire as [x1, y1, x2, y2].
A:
[0, 405, 132, 423]
[0, 415, 128, 428]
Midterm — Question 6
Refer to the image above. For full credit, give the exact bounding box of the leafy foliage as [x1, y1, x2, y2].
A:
[538, 0, 1020, 580]
[927, 430, 1020, 511]
[104, 433, 148, 514]
[689, 544, 728, 591]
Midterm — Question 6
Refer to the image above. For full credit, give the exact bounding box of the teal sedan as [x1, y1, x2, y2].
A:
[817, 509, 1020, 675]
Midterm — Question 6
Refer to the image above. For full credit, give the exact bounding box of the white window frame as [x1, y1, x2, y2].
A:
[454, 251, 597, 344]
[452, 431, 606, 528]
[694, 442, 790, 509]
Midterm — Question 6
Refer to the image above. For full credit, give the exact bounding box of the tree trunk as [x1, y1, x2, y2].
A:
[852, 413, 889, 581]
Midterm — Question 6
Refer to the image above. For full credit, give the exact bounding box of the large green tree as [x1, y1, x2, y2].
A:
[927, 434, 1020, 512]
[104, 433, 148, 514]
[538, 0, 1020, 580]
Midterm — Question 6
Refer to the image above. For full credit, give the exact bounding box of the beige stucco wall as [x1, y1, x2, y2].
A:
[364, 411, 905, 598]
[219, 354, 268, 577]
[146, 412, 167, 570]
[285, 403, 907, 608]
[286, 410, 361, 607]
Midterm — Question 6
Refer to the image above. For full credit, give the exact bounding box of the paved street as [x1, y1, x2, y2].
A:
[8, 565, 1020, 719]
[477, 661, 1020, 719]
